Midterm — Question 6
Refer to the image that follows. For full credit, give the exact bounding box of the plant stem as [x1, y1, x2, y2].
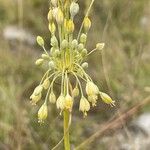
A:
[63, 110, 70, 150]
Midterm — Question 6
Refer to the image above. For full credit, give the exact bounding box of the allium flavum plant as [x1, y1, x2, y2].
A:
[30, 0, 115, 149]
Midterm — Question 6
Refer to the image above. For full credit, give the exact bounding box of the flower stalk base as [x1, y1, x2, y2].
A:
[63, 110, 70, 150]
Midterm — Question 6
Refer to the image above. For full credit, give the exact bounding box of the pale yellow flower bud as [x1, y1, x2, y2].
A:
[80, 33, 87, 44]
[96, 43, 105, 50]
[79, 97, 90, 116]
[83, 17, 91, 32]
[71, 39, 78, 49]
[34, 85, 43, 96]
[81, 48, 87, 57]
[70, 2, 79, 19]
[77, 68, 84, 77]
[81, 62, 88, 69]
[42, 78, 50, 89]
[37, 36, 44, 47]
[47, 9, 53, 22]
[86, 81, 99, 96]
[35, 58, 44, 66]
[61, 39, 68, 50]
[49, 91, 56, 103]
[78, 43, 84, 52]
[49, 23, 56, 35]
[54, 49, 60, 57]
[38, 103, 48, 123]
[56, 94, 65, 110]
[72, 86, 79, 97]
[41, 54, 49, 59]
[49, 61, 55, 69]
[51, 36, 58, 47]
[51, 0, 57, 7]
[30, 93, 42, 105]
[56, 8, 64, 25]
[64, 94, 73, 111]
[66, 20, 74, 34]
[100, 92, 115, 107]
[52, 7, 58, 18]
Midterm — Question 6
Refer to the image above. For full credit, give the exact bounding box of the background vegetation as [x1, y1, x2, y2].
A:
[0, 0, 150, 149]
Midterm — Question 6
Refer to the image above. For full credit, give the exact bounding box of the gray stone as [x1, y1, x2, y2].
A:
[134, 113, 150, 134]
[3, 25, 36, 45]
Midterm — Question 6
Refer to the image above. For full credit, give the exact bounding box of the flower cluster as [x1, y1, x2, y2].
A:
[30, 0, 115, 123]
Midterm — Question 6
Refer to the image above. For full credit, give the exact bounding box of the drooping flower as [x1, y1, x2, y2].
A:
[88, 94, 98, 107]
[42, 78, 50, 90]
[72, 86, 79, 97]
[100, 92, 115, 107]
[64, 94, 73, 111]
[56, 94, 65, 110]
[86, 81, 99, 96]
[30, 93, 42, 105]
[33, 85, 43, 96]
[79, 97, 90, 117]
[49, 91, 56, 104]
[38, 103, 48, 123]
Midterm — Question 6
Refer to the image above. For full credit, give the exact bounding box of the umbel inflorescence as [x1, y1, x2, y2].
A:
[30, 0, 115, 123]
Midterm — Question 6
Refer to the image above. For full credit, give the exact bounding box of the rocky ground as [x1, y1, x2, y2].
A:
[100, 113, 150, 150]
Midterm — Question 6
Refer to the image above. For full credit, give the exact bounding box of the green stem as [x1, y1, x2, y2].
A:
[77, 0, 95, 41]
[63, 110, 70, 150]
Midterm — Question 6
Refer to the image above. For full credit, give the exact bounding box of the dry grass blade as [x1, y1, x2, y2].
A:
[75, 96, 150, 150]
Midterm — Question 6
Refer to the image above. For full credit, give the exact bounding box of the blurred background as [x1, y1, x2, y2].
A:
[0, 0, 150, 149]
